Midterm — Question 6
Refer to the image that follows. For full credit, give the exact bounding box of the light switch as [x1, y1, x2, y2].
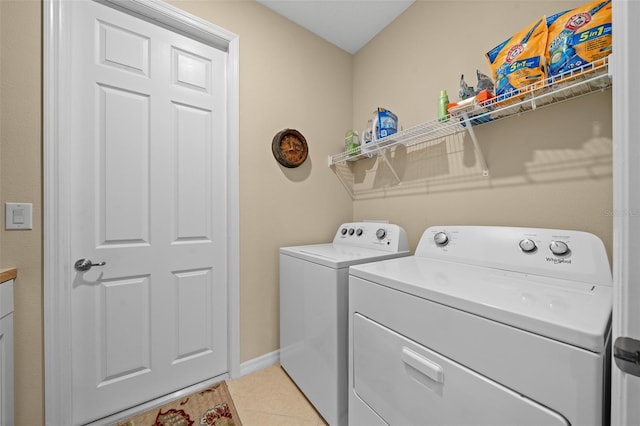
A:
[13, 208, 25, 224]
[5, 203, 32, 230]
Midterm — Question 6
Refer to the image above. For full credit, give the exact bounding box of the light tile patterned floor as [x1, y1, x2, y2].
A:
[227, 365, 328, 426]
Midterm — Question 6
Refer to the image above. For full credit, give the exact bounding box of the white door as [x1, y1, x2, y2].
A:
[68, 1, 228, 423]
[612, 0, 640, 424]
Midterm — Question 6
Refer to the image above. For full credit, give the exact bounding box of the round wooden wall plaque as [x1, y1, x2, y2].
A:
[272, 129, 308, 168]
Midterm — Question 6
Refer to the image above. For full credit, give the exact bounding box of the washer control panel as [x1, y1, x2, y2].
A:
[334, 222, 409, 252]
[516, 238, 573, 256]
[416, 226, 611, 286]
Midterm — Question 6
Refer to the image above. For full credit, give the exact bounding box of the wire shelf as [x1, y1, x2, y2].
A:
[328, 57, 611, 167]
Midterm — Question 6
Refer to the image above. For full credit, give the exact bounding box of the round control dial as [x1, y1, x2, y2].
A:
[549, 240, 570, 256]
[356, 228, 363, 237]
[340, 228, 348, 236]
[434, 232, 449, 246]
[376, 228, 387, 240]
[348, 228, 355, 236]
[519, 239, 537, 253]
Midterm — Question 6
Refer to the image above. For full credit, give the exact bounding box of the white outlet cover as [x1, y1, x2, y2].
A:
[5, 203, 33, 230]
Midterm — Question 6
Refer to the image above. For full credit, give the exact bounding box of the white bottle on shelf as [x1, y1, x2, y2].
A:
[360, 119, 375, 156]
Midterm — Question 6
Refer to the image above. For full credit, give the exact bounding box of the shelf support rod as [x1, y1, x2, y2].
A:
[379, 150, 402, 184]
[329, 164, 356, 200]
[461, 112, 489, 176]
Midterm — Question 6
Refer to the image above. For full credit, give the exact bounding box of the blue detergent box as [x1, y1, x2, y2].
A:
[374, 108, 398, 140]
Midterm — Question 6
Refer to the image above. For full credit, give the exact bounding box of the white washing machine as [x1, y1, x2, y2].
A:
[348, 226, 612, 426]
[280, 222, 409, 426]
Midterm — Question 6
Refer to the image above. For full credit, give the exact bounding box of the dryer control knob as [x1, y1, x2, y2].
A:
[376, 228, 387, 240]
[356, 228, 363, 237]
[519, 239, 537, 253]
[341, 228, 348, 236]
[549, 240, 570, 256]
[348, 228, 355, 236]
[434, 232, 449, 246]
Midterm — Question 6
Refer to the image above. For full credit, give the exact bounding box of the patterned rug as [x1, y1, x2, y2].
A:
[115, 381, 242, 426]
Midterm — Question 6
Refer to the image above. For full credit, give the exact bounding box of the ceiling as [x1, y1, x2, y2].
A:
[256, 0, 415, 54]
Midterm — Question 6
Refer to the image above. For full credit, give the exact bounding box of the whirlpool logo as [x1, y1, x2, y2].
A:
[546, 257, 572, 265]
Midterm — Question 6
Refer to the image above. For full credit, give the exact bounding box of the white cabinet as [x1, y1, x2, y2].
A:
[0, 280, 14, 426]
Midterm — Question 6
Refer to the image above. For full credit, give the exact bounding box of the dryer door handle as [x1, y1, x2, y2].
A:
[401, 347, 444, 383]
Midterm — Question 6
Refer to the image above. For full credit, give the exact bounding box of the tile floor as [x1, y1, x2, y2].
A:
[227, 364, 328, 426]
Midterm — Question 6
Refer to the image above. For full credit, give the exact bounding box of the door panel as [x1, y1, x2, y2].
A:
[100, 276, 151, 383]
[99, 85, 151, 245]
[173, 103, 213, 240]
[173, 48, 212, 92]
[69, 1, 228, 424]
[99, 21, 150, 75]
[173, 268, 214, 361]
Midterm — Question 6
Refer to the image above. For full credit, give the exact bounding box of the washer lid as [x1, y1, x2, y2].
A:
[350, 256, 612, 353]
[280, 243, 409, 268]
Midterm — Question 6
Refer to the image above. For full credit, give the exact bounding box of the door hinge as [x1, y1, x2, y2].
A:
[614, 337, 640, 377]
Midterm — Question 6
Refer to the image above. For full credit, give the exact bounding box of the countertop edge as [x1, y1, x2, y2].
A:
[0, 268, 17, 284]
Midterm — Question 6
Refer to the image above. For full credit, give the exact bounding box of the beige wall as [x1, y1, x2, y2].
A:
[0, 0, 613, 424]
[0, 1, 44, 425]
[352, 0, 613, 257]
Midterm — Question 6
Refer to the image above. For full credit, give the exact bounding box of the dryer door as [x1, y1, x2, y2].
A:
[352, 314, 569, 426]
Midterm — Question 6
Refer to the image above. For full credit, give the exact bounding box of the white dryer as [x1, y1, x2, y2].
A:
[348, 226, 612, 426]
[280, 222, 409, 426]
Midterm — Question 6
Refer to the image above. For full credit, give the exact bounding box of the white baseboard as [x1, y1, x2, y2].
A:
[238, 349, 280, 377]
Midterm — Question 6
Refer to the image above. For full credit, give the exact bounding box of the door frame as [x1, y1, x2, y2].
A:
[43, 0, 240, 424]
[611, 0, 639, 423]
